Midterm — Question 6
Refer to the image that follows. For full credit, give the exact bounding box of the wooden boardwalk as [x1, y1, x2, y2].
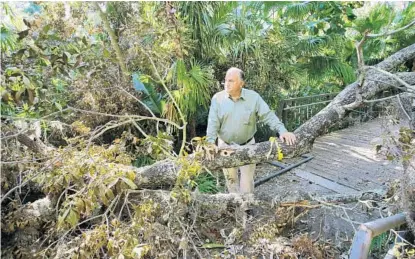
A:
[255, 118, 404, 201]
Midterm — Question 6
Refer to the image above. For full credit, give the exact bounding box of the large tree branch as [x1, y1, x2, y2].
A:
[367, 66, 415, 92]
[16, 134, 51, 156]
[295, 72, 415, 148]
[376, 43, 415, 72]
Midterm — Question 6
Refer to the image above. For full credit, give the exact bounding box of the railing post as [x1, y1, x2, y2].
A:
[277, 100, 285, 119]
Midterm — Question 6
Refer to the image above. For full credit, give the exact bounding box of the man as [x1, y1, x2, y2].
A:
[206, 67, 296, 194]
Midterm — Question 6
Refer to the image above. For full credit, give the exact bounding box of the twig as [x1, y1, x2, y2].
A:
[280, 203, 321, 209]
[118, 190, 131, 219]
[1, 157, 51, 164]
[344, 31, 370, 110]
[390, 229, 415, 248]
[365, 78, 407, 90]
[368, 19, 415, 38]
[1, 108, 70, 140]
[87, 119, 133, 147]
[115, 84, 157, 119]
[94, 2, 129, 80]
[175, 215, 204, 259]
[341, 207, 357, 232]
[397, 93, 412, 120]
[363, 94, 398, 103]
[67, 105, 182, 129]
[312, 218, 323, 243]
[131, 118, 175, 158]
[356, 30, 370, 70]
[0, 152, 66, 203]
[55, 188, 70, 218]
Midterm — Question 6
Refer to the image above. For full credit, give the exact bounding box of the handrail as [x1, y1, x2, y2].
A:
[283, 92, 339, 102]
[349, 213, 410, 259]
[276, 89, 399, 131]
[283, 99, 333, 110]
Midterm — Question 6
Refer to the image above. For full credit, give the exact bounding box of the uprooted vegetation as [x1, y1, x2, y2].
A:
[1, 2, 415, 258]
[1, 117, 413, 258]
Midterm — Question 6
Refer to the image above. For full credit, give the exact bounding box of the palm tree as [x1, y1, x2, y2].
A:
[164, 59, 215, 138]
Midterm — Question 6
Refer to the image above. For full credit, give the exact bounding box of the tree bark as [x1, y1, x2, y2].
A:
[16, 134, 51, 156]
[295, 43, 415, 146]
[94, 3, 129, 80]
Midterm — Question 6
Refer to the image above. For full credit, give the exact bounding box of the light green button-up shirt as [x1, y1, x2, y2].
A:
[206, 88, 288, 144]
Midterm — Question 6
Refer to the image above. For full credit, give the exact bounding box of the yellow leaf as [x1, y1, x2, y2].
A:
[126, 171, 136, 181]
[121, 177, 137, 189]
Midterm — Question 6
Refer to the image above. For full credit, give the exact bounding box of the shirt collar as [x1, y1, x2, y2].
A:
[226, 88, 246, 100]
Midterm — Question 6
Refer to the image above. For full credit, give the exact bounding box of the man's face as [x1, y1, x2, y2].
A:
[224, 70, 244, 96]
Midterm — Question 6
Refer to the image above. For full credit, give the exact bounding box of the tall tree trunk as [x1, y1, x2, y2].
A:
[189, 117, 197, 139]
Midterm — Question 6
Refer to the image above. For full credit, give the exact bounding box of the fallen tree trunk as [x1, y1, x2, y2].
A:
[126, 190, 255, 220]
[294, 43, 415, 149]
[295, 71, 415, 150]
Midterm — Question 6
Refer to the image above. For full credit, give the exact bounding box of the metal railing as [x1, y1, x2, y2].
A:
[276, 90, 401, 132]
[277, 92, 339, 131]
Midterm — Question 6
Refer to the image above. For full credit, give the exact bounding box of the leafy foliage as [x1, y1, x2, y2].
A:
[132, 73, 164, 115]
[37, 141, 136, 230]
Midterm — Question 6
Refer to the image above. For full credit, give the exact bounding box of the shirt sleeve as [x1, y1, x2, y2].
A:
[256, 95, 288, 135]
[206, 96, 220, 143]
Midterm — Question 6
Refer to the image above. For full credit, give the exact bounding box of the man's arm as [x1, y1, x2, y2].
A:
[256, 95, 296, 145]
[256, 95, 288, 135]
[206, 96, 220, 144]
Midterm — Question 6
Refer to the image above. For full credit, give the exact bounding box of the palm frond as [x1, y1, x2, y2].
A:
[283, 1, 316, 19]
[165, 59, 214, 122]
[303, 56, 356, 84]
[0, 25, 17, 52]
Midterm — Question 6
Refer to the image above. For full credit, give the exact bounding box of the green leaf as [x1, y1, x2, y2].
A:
[66, 209, 79, 227]
[17, 29, 29, 41]
[40, 57, 51, 66]
[55, 102, 63, 111]
[42, 24, 51, 34]
[82, 36, 88, 45]
[61, 208, 70, 220]
[63, 51, 71, 63]
[5, 67, 22, 76]
[103, 48, 111, 58]
[105, 189, 115, 200]
[132, 72, 163, 114]
[22, 76, 31, 88]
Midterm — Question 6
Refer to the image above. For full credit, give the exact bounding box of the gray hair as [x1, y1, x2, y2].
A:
[227, 67, 245, 82]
